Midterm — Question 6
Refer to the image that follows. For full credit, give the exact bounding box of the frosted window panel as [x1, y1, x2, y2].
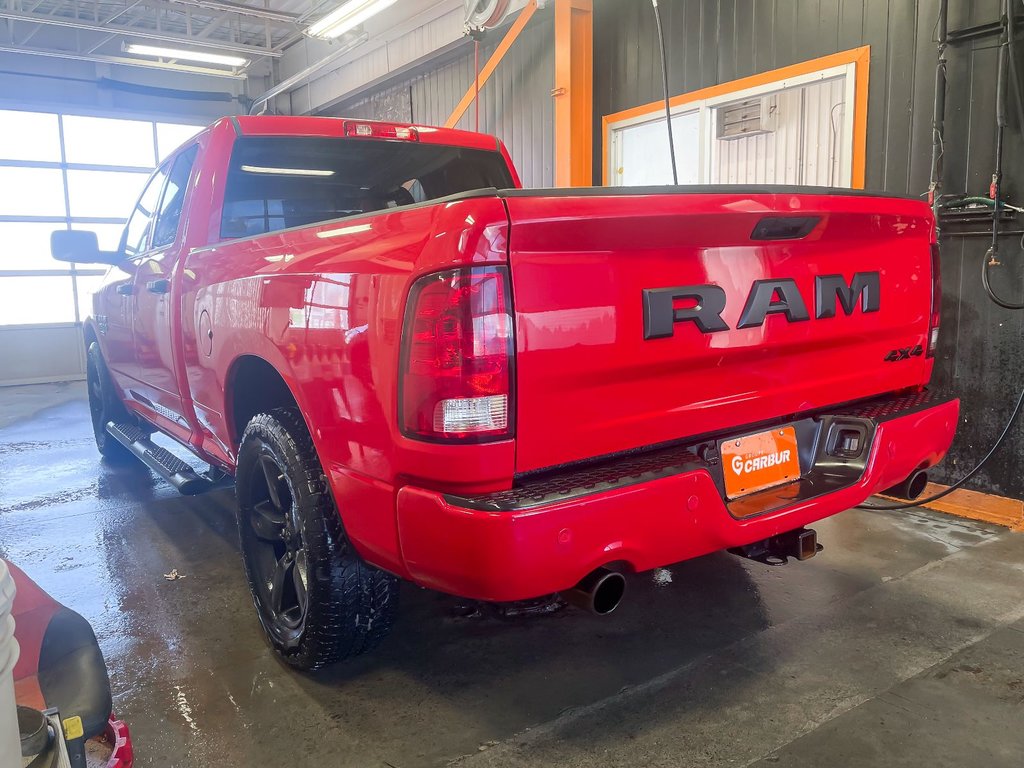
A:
[156, 123, 203, 161]
[66, 169, 149, 218]
[0, 110, 62, 162]
[614, 112, 700, 187]
[63, 115, 155, 168]
[75, 223, 126, 252]
[0, 222, 70, 271]
[75, 273, 107, 323]
[0, 275, 76, 325]
[0, 167, 67, 217]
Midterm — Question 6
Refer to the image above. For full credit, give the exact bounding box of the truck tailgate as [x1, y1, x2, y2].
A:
[503, 189, 936, 474]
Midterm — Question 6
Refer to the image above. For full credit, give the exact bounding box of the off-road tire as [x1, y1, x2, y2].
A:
[86, 342, 134, 463]
[235, 407, 399, 671]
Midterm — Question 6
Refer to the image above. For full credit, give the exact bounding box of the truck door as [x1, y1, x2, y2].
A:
[100, 165, 169, 387]
[130, 145, 198, 437]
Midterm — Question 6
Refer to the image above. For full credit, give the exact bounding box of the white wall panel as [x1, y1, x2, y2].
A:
[0, 326, 85, 386]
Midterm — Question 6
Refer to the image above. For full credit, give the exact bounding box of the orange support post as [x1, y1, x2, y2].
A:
[553, 0, 593, 187]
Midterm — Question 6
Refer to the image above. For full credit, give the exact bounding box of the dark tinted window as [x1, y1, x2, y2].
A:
[153, 145, 198, 248]
[220, 137, 515, 239]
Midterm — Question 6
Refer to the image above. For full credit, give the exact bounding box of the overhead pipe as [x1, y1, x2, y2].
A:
[0, 9, 282, 57]
[167, 0, 301, 25]
[249, 33, 369, 115]
[0, 44, 248, 78]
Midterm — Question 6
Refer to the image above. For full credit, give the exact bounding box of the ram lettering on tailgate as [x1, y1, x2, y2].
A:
[642, 272, 881, 339]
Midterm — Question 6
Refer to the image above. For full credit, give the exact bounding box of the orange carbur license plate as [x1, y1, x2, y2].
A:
[721, 426, 800, 499]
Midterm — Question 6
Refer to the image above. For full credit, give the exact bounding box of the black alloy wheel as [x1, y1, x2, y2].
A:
[235, 408, 398, 670]
[241, 449, 310, 645]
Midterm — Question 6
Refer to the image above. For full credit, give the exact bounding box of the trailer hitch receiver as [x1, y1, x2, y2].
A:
[729, 527, 822, 566]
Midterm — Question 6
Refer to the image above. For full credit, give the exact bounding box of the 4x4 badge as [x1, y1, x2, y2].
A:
[884, 345, 924, 362]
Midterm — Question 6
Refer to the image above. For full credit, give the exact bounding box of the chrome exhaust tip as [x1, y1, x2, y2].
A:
[562, 567, 627, 615]
[885, 469, 929, 501]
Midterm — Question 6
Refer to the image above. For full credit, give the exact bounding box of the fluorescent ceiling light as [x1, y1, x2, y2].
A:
[240, 165, 335, 176]
[123, 43, 248, 68]
[306, 0, 397, 39]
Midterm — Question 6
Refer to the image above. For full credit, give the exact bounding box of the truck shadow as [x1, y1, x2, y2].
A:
[300, 552, 773, 762]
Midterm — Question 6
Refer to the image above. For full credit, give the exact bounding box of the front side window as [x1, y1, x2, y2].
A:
[152, 145, 199, 249]
[123, 165, 169, 257]
[220, 137, 515, 240]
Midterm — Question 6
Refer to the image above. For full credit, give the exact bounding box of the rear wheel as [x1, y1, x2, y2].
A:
[235, 407, 399, 670]
[85, 342, 133, 463]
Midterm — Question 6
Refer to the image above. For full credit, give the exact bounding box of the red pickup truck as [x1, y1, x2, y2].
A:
[52, 115, 958, 670]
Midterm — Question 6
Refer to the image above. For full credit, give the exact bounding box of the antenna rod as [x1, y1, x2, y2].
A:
[652, 0, 678, 185]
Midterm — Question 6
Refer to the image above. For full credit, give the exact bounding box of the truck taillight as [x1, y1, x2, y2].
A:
[343, 121, 418, 141]
[400, 267, 513, 442]
[928, 243, 941, 357]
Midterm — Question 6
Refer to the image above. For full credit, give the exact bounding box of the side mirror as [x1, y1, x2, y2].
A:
[50, 230, 122, 265]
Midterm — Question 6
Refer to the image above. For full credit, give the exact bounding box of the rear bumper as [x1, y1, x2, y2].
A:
[395, 392, 959, 602]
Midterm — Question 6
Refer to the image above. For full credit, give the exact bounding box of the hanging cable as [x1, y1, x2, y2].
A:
[861, 1, 1024, 510]
[858, 382, 1024, 510]
[981, 0, 1024, 309]
[474, 37, 481, 134]
[928, 0, 948, 227]
[651, 0, 679, 185]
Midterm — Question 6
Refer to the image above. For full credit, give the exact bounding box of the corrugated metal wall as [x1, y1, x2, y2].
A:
[595, 0, 1024, 499]
[326, 11, 555, 188]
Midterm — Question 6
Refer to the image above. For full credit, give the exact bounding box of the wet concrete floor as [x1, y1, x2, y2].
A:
[2, 382, 1023, 767]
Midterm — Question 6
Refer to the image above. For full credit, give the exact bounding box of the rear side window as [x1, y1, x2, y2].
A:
[220, 136, 515, 240]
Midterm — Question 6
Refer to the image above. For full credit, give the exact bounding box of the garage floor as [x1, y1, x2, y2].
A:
[2, 384, 1023, 768]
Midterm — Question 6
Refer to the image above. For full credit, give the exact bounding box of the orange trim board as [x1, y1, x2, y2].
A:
[602, 46, 871, 188]
[879, 483, 1024, 532]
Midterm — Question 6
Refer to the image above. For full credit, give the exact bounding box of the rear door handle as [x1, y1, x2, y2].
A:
[146, 279, 171, 294]
[116, 284, 134, 296]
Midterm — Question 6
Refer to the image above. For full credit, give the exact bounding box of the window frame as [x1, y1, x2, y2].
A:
[151, 144, 200, 251]
[122, 162, 172, 259]
[602, 46, 870, 189]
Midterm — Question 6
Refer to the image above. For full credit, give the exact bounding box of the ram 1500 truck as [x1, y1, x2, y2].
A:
[51, 115, 959, 670]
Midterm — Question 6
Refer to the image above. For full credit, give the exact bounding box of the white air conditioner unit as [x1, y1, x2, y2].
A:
[716, 96, 778, 140]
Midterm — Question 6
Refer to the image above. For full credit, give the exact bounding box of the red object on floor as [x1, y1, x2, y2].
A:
[104, 715, 134, 768]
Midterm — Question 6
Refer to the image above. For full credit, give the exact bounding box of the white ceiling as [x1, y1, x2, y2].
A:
[0, 0, 405, 78]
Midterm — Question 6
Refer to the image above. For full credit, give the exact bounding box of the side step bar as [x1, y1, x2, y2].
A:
[106, 421, 231, 496]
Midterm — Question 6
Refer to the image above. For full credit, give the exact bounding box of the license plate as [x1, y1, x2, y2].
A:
[721, 426, 800, 498]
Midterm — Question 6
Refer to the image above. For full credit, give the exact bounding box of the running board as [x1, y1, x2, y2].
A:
[106, 421, 231, 496]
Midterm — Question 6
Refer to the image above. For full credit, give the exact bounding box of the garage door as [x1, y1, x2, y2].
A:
[0, 109, 201, 386]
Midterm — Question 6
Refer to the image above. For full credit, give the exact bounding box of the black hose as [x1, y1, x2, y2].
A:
[983, 0, 1024, 310]
[858, 382, 1024, 510]
[929, 0, 948, 227]
[1007, 0, 1024, 133]
[868, 1, 1024, 512]
[983, 255, 1024, 308]
[651, 0, 678, 185]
